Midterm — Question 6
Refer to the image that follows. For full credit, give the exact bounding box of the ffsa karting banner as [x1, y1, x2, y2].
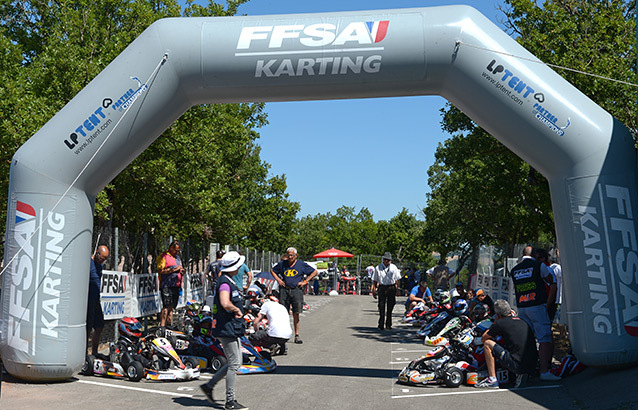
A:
[99, 271, 209, 319]
[100, 270, 132, 320]
[131, 273, 161, 318]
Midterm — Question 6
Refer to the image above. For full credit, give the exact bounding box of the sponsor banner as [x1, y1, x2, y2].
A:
[131, 273, 161, 318]
[202, 12, 425, 87]
[184, 271, 207, 304]
[1, 194, 77, 362]
[568, 177, 638, 337]
[474, 273, 515, 307]
[101, 270, 131, 320]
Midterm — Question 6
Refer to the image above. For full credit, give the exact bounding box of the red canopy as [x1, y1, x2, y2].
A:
[313, 248, 354, 258]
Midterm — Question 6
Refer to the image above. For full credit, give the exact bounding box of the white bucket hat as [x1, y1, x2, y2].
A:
[220, 251, 246, 272]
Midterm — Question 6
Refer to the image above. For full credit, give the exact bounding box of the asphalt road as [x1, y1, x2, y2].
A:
[2, 295, 638, 409]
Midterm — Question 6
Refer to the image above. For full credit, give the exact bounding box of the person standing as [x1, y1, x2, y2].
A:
[271, 247, 318, 344]
[87, 245, 109, 356]
[371, 252, 402, 330]
[205, 250, 225, 292]
[427, 259, 456, 291]
[200, 251, 248, 410]
[475, 299, 538, 389]
[509, 246, 560, 381]
[366, 263, 375, 279]
[233, 258, 253, 293]
[156, 240, 185, 327]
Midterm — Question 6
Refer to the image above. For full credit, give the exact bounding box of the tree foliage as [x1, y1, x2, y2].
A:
[0, 0, 299, 252]
[287, 206, 426, 266]
[422, 0, 635, 259]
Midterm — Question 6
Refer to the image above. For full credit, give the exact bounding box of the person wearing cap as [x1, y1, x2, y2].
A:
[469, 288, 494, 316]
[426, 259, 456, 290]
[271, 247, 318, 344]
[405, 278, 434, 312]
[248, 290, 292, 356]
[371, 252, 402, 330]
[476, 299, 538, 389]
[156, 240, 185, 327]
[201, 251, 248, 410]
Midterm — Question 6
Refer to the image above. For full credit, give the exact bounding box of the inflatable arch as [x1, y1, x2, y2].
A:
[2, 5, 638, 381]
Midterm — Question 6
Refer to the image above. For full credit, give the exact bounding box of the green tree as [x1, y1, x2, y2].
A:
[423, 0, 635, 259]
[0, 0, 299, 252]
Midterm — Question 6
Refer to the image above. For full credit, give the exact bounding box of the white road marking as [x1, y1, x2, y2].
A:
[77, 379, 195, 397]
[392, 385, 561, 399]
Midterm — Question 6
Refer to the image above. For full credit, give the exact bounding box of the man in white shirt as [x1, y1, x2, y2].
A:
[249, 292, 293, 355]
[371, 252, 402, 330]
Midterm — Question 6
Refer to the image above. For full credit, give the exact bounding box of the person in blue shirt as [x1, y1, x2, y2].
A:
[87, 245, 109, 356]
[406, 279, 433, 311]
[271, 247, 317, 344]
[232, 259, 253, 292]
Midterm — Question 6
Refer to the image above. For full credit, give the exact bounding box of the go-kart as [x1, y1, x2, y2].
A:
[81, 352, 145, 382]
[140, 335, 200, 381]
[424, 315, 472, 347]
[237, 335, 277, 374]
[398, 331, 474, 388]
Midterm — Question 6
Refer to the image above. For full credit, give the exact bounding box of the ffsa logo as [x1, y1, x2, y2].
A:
[237, 21, 389, 50]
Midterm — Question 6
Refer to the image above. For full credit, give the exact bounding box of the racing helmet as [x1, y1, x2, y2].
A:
[119, 317, 143, 340]
[453, 299, 468, 316]
[470, 302, 489, 322]
[439, 290, 451, 304]
[195, 316, 213, 336]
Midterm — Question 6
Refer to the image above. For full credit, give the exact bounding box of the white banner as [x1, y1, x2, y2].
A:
[474, 272, 515, 307]
[100, 270, 131, 320]
[99, 271, 209, 319]
[131, 273, 161, 318]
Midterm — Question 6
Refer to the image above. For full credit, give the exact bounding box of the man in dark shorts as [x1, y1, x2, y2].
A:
[157, 240, 185, 327]
[87, 245, 109, 356]
[271, 247, 317, 344]
[476, 299, 538, 388]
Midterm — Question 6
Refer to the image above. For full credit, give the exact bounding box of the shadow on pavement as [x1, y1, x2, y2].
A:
[349, 325, 420, 343]
[173, 396, 222, 408]
[274, 364, 398, 379]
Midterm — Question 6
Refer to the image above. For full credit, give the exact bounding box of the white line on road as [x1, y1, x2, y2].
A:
[391, 350, 429, 353]
[392, 385, 561, 399]
[77, 379, 195, 397]
[390, 361, 411, 364]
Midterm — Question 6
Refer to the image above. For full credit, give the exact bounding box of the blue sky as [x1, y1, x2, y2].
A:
[210, 0, 506, 221]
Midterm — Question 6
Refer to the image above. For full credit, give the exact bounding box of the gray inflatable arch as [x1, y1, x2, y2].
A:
[2, 5, 638, 381]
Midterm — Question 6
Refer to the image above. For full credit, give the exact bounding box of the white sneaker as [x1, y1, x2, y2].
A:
[540, 371, 561, 381]
[475, 377, 499, 388]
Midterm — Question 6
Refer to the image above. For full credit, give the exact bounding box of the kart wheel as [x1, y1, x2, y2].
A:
[444, 367, 464, 388]
[183, 357, 199, 369]
[126, 361, 145, 382]
[210, 355, 228, 372]
[81, 355, 94, 376]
